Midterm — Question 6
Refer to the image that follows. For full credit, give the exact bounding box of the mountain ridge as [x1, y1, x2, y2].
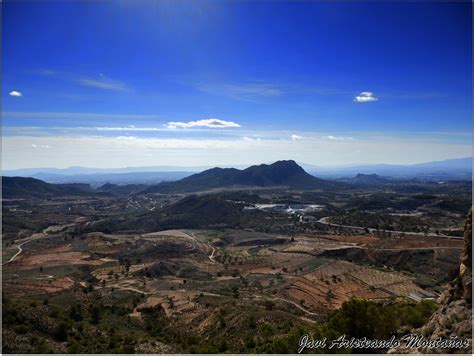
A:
[1, 161, 339, 197]
[140, 160, 341, 194]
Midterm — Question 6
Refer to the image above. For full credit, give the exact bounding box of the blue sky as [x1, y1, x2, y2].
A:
[2, 1, 472, 169]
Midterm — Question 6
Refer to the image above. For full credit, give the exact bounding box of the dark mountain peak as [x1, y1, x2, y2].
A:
[241, 160, 308, 186]
[272, 159, 299, 167]
[271, 159, 305, 171]
[244, 160, 304, 173]
[276, 160, 303, 171]
[140, 160, 342, 194]
[251, 160, 301, 171]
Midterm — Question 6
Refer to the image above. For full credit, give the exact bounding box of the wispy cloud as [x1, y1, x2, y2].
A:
[354, 91, 378, 103]
[31, 143, 51, 149]
[326, 135, 353, 140]
[78, 74, 128, 91]
[290, 134, 353, 141]
[9, 90, 23, 97]
[35, 69, 130, 92]
[115, 136, 137, 140]
[242, 136, 261, 142]
[197, 81, 367, 102]
[37, 69, 56, 76]
[165, 118, 241, 129]
[197, 82, 283, 101]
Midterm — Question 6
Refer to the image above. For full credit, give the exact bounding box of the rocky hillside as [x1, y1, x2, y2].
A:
[389, 208, 472, 354]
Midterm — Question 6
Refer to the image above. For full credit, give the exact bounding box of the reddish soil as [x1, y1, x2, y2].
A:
[8, 277, 75, 296]
[15, 245, 104, 269]
[285, 260, 422, 312]
[301, 234, 380, 246]
[373, 235, 462, 249]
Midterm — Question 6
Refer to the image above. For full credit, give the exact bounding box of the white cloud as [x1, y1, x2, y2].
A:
[79, 75, 128, 91]
[31, 143, 50, 149]
[354, 91, 378, 103]
[326, 135, 353, 140]
[9, 91, 23, 97]
[116, 136, 137, 140]
[291, 135, 304, 141]
[165, 118, 241, 129]
[242, 136, 261, 142]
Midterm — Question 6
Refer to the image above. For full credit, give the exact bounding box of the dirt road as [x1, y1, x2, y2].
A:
[317, 216, 463, 240]
[2, 219, 88, 266]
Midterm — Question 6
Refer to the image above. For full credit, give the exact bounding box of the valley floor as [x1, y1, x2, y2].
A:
[1, 190, 469, 353]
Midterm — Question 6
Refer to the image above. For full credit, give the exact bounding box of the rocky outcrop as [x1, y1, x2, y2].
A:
[389, 208, 472, 354]
[460, 208, 472, 303]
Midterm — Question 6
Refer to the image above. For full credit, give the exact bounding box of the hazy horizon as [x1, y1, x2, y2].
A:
[3, 156, 472, 174]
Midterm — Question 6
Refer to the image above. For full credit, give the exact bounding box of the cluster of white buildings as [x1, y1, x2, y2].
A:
[242, 203, 324, 214]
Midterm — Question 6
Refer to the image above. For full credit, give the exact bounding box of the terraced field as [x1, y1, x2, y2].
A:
[284, 260, 425, 312]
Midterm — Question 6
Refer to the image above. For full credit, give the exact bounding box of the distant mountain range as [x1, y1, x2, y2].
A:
[303, 157, 472, 179]
[141, 160, 342, 193]
[3, 157, 471, 185]
[2, 161, 342, 198]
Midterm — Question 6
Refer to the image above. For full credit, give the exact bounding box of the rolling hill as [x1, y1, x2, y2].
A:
[2, 176, 100, 198]
[89, 194, 261, 233]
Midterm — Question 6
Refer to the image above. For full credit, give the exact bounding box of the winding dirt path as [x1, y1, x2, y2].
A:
[3, 240, 32, 265]
[186, 231, 216, 264]
[2, 218, 88, 266]
[208, 243, 216, 263]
